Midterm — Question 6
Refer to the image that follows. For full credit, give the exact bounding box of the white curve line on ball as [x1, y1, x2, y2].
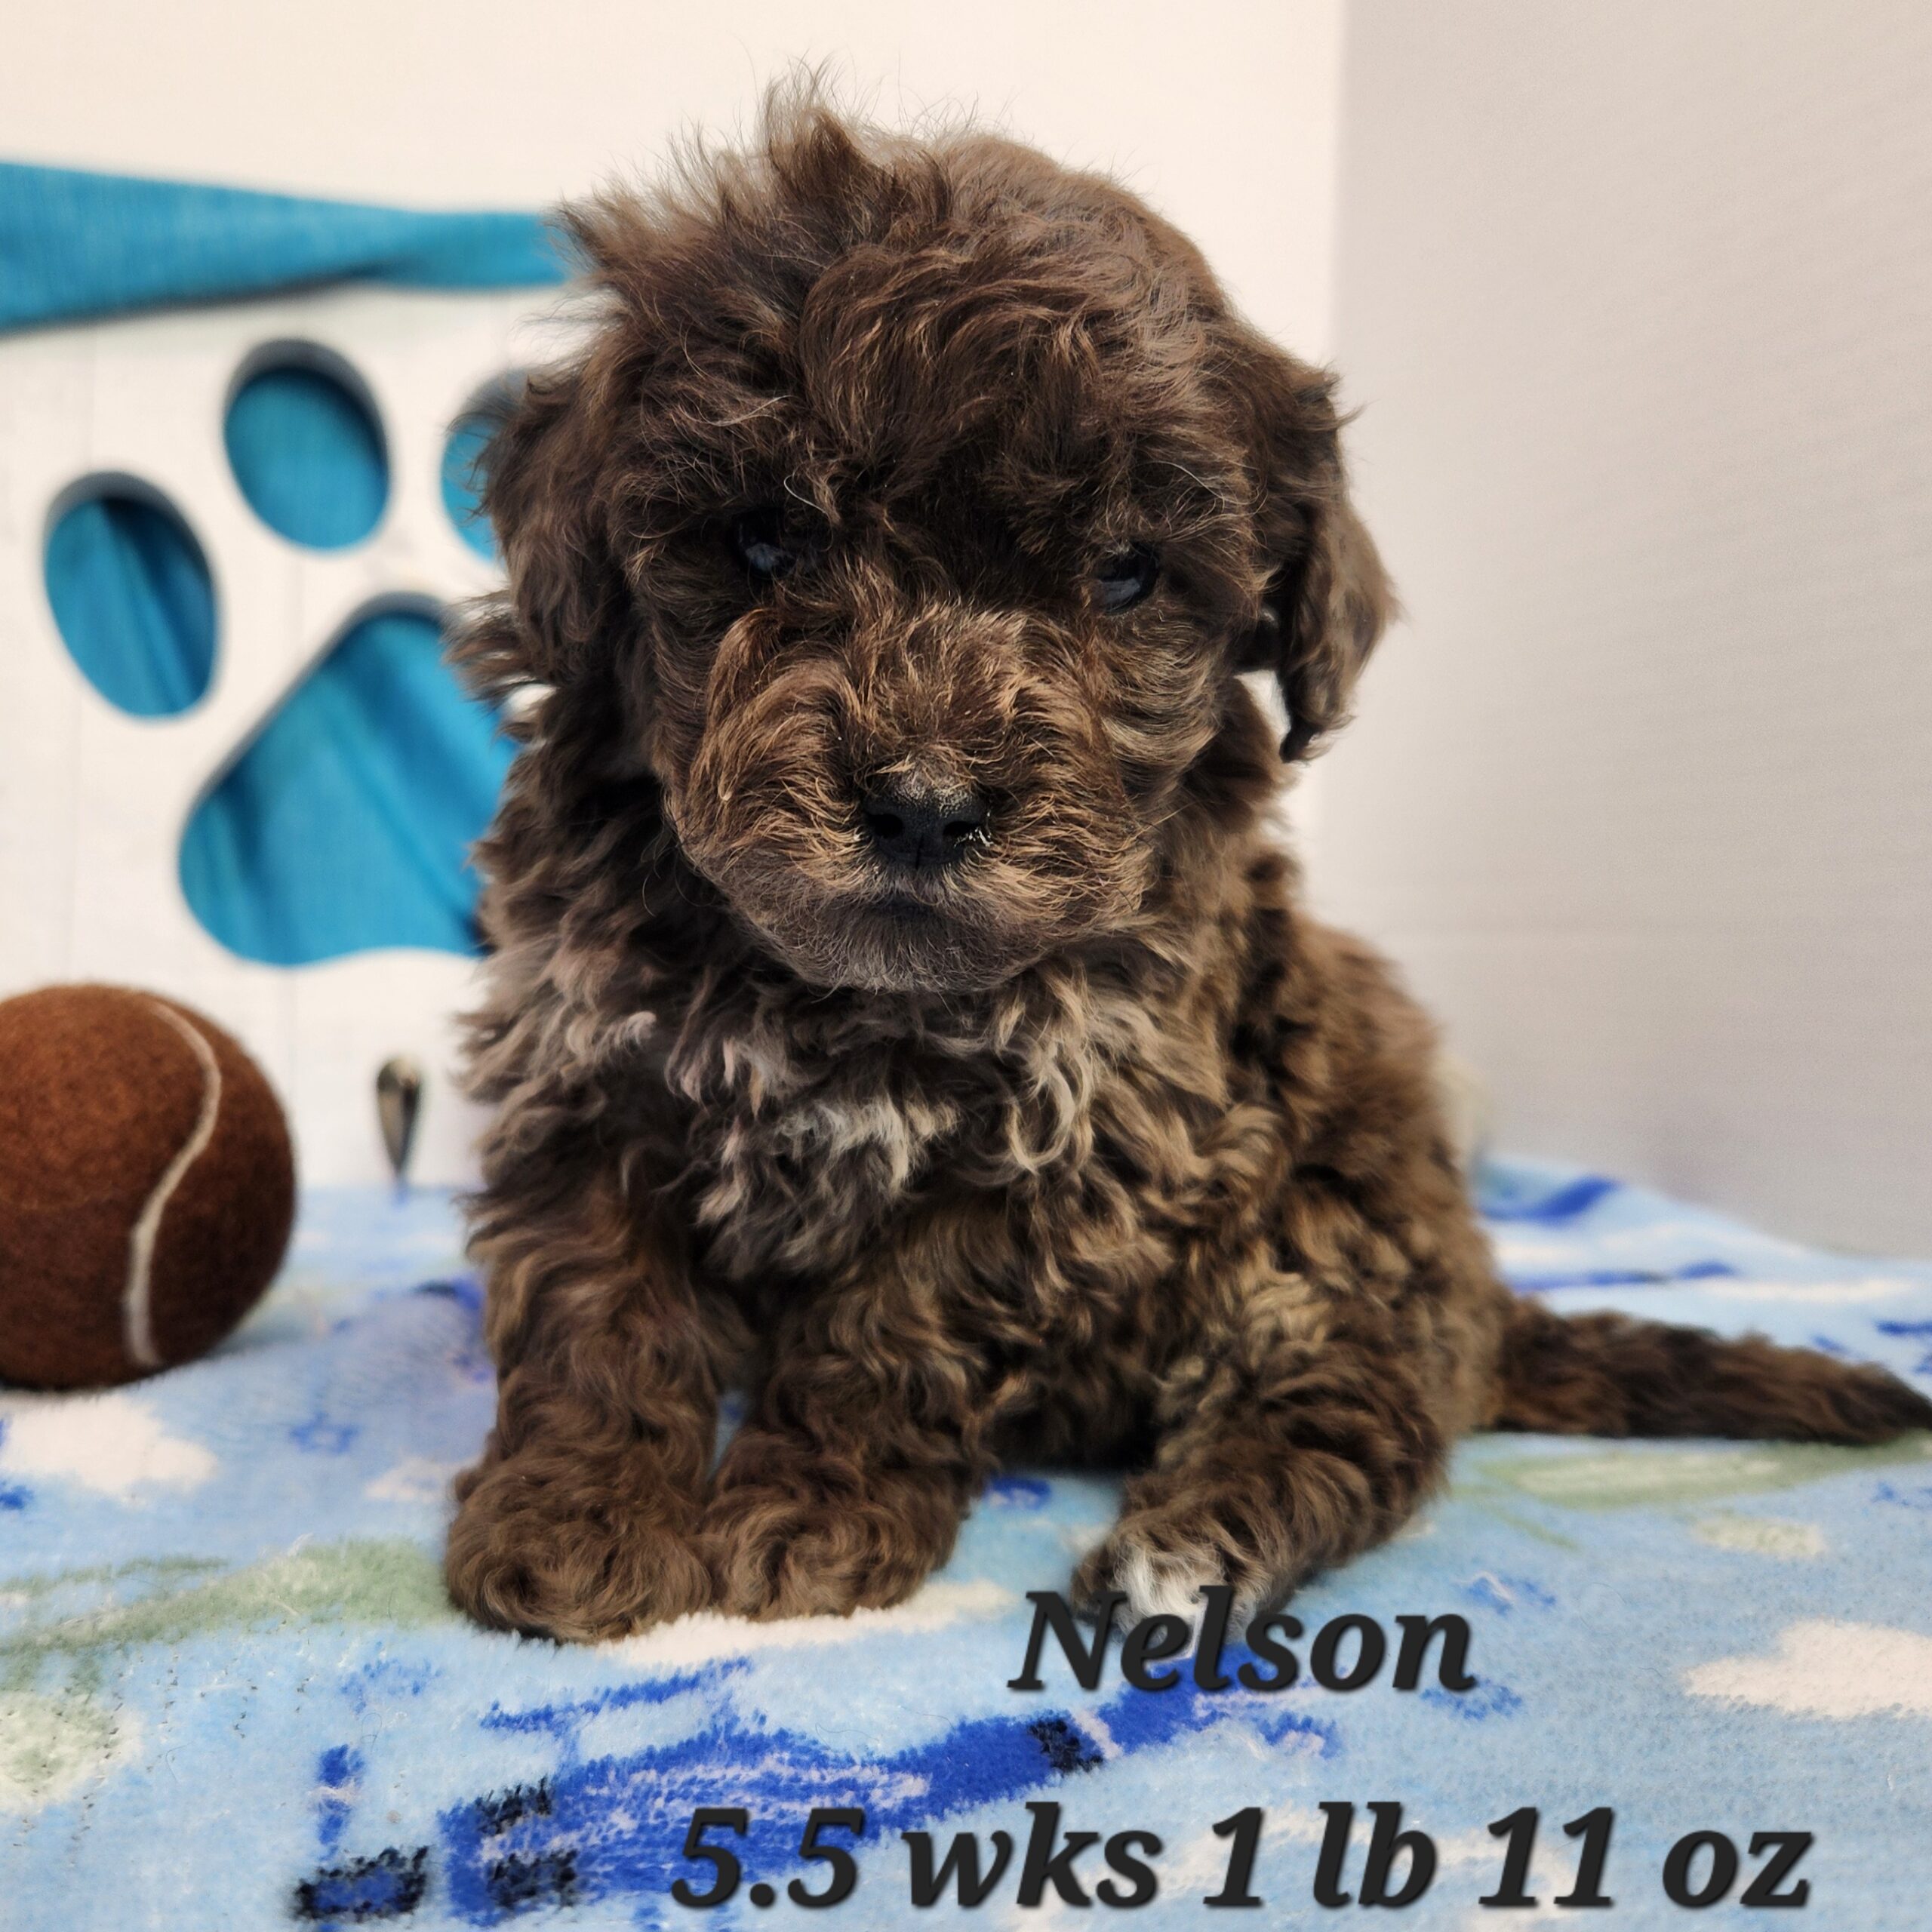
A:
[122, 1001, 223, 1371]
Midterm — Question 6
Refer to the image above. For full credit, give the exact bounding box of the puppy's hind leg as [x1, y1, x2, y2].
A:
[446, 1174, 740, 1642]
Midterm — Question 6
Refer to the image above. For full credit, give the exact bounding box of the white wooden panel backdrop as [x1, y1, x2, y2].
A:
[0, 286, 575, 1186]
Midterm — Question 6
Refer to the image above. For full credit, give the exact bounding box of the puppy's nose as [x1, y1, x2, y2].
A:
[859, 785, 989, 872]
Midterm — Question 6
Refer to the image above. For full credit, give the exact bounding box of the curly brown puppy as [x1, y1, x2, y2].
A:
[444, 99, 1932, 1641]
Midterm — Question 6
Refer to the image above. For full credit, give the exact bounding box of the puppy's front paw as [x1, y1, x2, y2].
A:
[445, 1455, 712, 1642]
[700, 1483, 941, 1621]
[1070, 1508, 1283, 1625]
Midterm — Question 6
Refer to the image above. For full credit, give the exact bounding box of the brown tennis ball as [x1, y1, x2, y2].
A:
[0, 983, 296, 1389]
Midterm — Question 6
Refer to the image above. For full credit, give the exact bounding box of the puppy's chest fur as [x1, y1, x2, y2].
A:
[669, 970, 1232, 1294]
[685, 1049, 961, 1280]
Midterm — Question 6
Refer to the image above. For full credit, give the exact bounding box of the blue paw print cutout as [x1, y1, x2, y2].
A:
[43, 342, 517, 966]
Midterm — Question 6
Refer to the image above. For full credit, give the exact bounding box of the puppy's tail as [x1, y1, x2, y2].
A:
[1489, 1297, 1932, 1443]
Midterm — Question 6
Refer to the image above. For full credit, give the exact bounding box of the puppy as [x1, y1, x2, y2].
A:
[445, 100, 1931, 1641]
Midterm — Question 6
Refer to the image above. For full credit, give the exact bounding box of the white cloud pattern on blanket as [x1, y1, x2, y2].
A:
[1685, 1620, 1932, 1720]
[0, 1393, 214, 1496]
[0, 1691, 143, 1812]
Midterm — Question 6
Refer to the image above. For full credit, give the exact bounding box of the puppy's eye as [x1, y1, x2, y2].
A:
[1092, 545, 1160, 613]
[731, 506, 801, 581]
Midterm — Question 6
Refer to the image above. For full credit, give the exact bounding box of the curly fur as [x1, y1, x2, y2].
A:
[443, 94, 1932, 1641]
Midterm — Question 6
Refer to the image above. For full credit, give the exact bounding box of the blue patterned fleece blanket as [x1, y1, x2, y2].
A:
[3, 1161, 1930, 1930]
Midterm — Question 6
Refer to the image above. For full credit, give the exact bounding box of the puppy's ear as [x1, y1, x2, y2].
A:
[1229, 331, 1393, 761]
[454, 358, 629, 702]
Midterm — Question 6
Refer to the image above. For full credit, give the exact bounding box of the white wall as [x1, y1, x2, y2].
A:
[1318, 0, 1932, 1252]
[0, 3, 1345, 1186]
[0, 0, 1345, 358]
